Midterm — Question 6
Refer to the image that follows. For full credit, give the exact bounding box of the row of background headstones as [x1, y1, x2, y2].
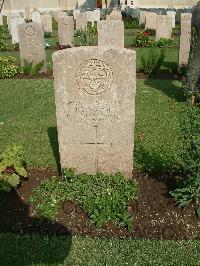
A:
[1, 8, 192, 70]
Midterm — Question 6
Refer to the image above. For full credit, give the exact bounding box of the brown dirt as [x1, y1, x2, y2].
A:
[0, 169, 199, 239]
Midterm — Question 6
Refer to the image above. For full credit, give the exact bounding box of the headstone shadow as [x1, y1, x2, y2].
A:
[48, 127, 61, 172]
[143, 78, 186, 102]
[0, 188, 72, 265]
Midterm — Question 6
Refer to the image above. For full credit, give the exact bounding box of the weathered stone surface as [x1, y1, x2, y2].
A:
[0, 13, 3, 26]
[53, 47, 136, 178]
[107, 10, 122, 20]
[73, 9, 80, 20]
[32, 9, 42, 24]
[139, 11, 147, 26]
[76, 12, 87, 30]
[156, 15, 172, 41]
[58, 16, 74, 46]
[41, 14, 53, 33]
[10, 17, 25, 43]
[98, 20, 124, 48]
[167, 10, 176, 28]
[179, 13, 192, 67]
[25, 7, 32, 20]
[18, 22, 47, 72]
[145, 12, 157, 30]
[86, 9, 100, 24]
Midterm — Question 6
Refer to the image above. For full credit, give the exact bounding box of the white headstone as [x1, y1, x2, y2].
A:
[32, 9, 42, 24]
[167, 11, 176, 28]
[98, 20, 124, 49]
[53, 47, 136, 178]
[10, 17, 25, 43]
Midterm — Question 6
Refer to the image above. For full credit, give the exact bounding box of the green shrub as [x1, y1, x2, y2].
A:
[155, 38, 173, 48]
[0, 40, 19, 51]
[140, 48, 165, 75]
[44, 32, 52, 38]
[0, 145, 27, 192]
[124, 17, 139, 29]
[170, 106, 200, 216]
[74, 23, 98, 46]
[133, 31, 153, 47]
[31, 169, 137, 230]
[0, 25, 10, 39]
[0, 56, 19, 78]
[22, 60, 44, 77]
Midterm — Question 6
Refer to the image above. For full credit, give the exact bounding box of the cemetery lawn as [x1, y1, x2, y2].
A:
[0, 78, 188, 171]
[1, 234, 200, 265]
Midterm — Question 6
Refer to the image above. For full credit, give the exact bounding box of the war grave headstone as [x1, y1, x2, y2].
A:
[167, 10, 176, 28]
[139, 11, 147, 26]
[145, 12, 157, 30]
[58, 16, 74, 46]
[32, 9, 42, 24]
[156, 15, 172, 41]
[179, 13, 192, 67]
[76, 12, 87, 30]
[10, 17, 25, 43]
[18, 22, 47, 72]
[53, 46, 136, 178]
[98, 20, 124, 49]
[41, 14, 53, 33]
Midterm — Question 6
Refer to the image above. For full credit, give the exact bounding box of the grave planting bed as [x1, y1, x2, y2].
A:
[0, 169, 199, 240]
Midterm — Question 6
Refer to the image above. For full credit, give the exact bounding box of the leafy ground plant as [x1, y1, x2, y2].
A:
[170, 106, 200, 216]
[155, 38, 173, 48]
[0, 145, 27, 192]
[140, 48, 165, 75]
[0, 56, 19, 78]
[31, 170, 137, 230]
[74, 23, 98, 47]
[22, 60, 44, 77]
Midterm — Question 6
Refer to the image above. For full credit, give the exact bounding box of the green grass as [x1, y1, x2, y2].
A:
[1, 234, 200, 266]
[0, 79, 188, 173]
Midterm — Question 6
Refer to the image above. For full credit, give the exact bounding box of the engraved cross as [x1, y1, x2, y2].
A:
[80, 126, 112, 173]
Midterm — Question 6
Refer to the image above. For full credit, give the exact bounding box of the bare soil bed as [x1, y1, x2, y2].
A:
[0, 169, 199, 240]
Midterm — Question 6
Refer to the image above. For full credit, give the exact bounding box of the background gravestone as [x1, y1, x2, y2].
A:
[145, 12, 157, 29]
[18, 22, 47, 73]
[179, 13, 192, 67]
[156, 15, 172, 41]
[0, 13, 3, 26]
[167, 10, 176, 28]
[10, 17, 25, 43]
[41, 14, 53, 33]
[32, 9, 42, 24]
[53, 47, 136, 178]
[25, 7, 32, 21]
[139, 11, 147, 26]
[107, 10, 122, 20]
[73, 9, 80, 20]
[76, 12, 87, 30]
[58, 16, 74, 46]
[98, 20, 124, 48]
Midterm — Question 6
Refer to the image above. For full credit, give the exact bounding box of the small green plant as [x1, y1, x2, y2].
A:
[74, 23, 98, 47]
[140, 48, 165, 75]
[22, 60, 44, 77]
[0, 56, 19, 78]
[44, 32, 52, 38]
[155, 38, 173, 48]
[0, 145, 27, 192]
[124, 17, 139, 29]
[31, 170, 137, 230]
[170, 106, 200, 216]
[52, 17, 58, 30]
[133, 31, 153, 47]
